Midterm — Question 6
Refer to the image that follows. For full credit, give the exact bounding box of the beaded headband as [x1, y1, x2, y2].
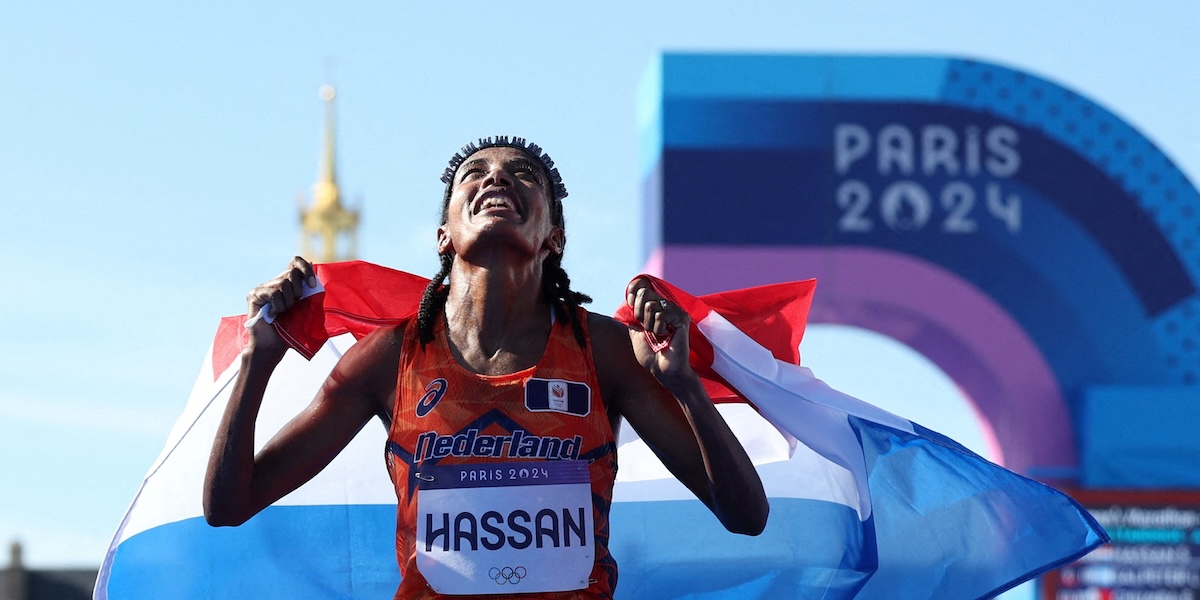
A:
[440, 135, 568, 200]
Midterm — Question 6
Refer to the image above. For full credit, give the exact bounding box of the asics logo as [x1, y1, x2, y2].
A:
[416, 378, 448, 418]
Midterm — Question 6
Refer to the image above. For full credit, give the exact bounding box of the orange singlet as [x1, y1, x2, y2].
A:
[385, 309, 618, 599]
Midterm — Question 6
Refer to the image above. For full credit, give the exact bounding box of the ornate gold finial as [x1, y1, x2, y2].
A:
[300, 84, 360, 262]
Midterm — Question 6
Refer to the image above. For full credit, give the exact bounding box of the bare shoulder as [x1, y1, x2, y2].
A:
[585, 311, 631, 347]
[585, 312, 640, 369]
[584, 311, 657, 412]
[325, 323, 407, 420]
[336, 324, 404, 372]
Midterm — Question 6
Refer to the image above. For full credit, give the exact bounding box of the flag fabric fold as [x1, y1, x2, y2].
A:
[96, 261, 1106, 600]
[613, 275, 1108, 598]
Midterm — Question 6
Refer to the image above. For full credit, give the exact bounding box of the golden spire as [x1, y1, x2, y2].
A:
[300, 84, 360, 262]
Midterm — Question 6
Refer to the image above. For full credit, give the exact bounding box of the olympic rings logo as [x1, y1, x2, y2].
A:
[489, 566, 528, 585]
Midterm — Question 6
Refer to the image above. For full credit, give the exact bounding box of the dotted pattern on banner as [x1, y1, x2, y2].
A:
[1155, 296, 1200, 385]
[939, 59, 1200, 385]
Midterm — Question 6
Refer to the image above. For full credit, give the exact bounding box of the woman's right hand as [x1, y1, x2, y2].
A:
[245, 256, 317, 356]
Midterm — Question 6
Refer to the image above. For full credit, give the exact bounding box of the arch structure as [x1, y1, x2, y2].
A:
[638, 53, 1200, 482]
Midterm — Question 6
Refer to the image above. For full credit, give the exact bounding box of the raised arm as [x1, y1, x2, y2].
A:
[203, 257, 398, 527]
[591, 280, 768, 535]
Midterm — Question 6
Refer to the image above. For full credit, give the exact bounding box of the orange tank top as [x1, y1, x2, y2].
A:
[385, 309, 618, 599]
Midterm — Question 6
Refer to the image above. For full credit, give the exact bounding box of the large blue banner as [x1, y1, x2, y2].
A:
[641, 54, 1200, 483]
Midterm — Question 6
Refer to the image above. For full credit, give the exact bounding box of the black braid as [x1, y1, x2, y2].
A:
[542, 251, 592, 347]
[417, 253, 453, 345]
[540, 196, 593, 346]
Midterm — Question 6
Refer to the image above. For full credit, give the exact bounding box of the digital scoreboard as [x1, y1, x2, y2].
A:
[1046, 491, 1200, 600]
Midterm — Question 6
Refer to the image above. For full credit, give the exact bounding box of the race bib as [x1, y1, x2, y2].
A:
[415, 460, 594, 595]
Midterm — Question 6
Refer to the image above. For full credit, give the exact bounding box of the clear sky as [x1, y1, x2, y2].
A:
[2, 1, 1197, 573]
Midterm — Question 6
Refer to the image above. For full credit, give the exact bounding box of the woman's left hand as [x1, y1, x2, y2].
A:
[626, 277, 693, 379]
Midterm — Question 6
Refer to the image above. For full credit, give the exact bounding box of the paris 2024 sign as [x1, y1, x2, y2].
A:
[638, 54, 1200, 484]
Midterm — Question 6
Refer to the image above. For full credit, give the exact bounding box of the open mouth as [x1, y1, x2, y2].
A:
[474, 190, 522, 218]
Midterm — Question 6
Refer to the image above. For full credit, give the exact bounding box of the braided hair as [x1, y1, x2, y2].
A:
[417, 136, 592, 347]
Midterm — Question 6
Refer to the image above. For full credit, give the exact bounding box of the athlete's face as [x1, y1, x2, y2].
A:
[438, 146, 564, 260]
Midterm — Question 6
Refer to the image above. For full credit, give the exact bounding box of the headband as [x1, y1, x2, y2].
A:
[440, 135, 568, 200]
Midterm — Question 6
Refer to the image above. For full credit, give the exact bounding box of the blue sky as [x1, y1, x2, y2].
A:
[2, 1, 1198, 572]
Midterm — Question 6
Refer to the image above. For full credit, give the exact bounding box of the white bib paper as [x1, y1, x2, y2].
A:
[415, 460, 594, 595]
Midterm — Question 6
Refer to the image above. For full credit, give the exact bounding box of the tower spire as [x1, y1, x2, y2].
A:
[300, 84, 360, 262]
[315, 85, 338, 208]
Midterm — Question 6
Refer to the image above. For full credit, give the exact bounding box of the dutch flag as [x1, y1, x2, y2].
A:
[94, 261, 1106, 599]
